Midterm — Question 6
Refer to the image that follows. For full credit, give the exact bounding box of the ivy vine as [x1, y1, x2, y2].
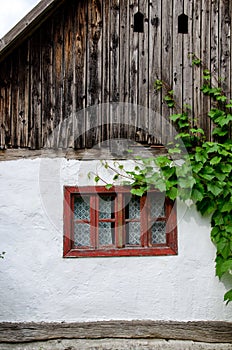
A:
[92, 59, 232, 303]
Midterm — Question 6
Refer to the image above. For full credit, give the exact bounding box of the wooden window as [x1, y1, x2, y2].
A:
[64, 186, 177, 257]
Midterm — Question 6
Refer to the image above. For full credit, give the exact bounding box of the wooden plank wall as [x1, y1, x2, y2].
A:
[0, 0, 231, 150]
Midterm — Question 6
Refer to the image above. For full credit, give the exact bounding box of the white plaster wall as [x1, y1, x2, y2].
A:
[0, 158, 231, 322]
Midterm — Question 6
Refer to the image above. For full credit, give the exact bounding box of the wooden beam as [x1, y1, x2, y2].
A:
[0, 321, 231, 344]
[0, 146, 167, 161]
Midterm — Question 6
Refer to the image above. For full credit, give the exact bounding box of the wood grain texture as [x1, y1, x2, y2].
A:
[0, 321, 231, 344]
[0, 0, 232, 149]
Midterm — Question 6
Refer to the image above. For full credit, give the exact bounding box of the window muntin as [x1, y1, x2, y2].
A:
[64, 186, 177, 257]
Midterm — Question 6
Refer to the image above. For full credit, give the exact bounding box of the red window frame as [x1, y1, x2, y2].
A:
[63, 186, 178, 257]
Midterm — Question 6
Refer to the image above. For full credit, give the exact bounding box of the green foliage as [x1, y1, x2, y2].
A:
[190, 53, 202, 67]
[97, 60, 232, 304]
[164, 90, 175, 108]
[90, 57, 232, 304]
[0, 252, 5, 259]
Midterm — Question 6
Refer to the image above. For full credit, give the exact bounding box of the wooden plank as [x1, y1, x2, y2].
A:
[200, 0, 211, 139]
[74, 0, 88, 149]
[211, 0, 219, 85]
[218, 0, 231, 96]
[61, 1, 75, 149]
[110, 0, 120, 104]
[0, 60, 7, 149]
[148, 0, 162, 144]
[101, 0, 110, 144]
[0, 321, 231, 344]
[109, 0, 120, 142]
[128, 0, 139, 140]
[192, 0, 201, 136]
[20, 42, 30, 148]
[52, 9, 64, 148]
[119, 0, 129, 105]
[41, 21, 54, 148]
[0, 84, 4, 148]
[161, 0, 173, 145]
[210, 0, 219, 139]
[17, 46, 25, 148]
[119, 0, 130, 140]
[10, 51, 20, 148]
[172, 0, 183, 119]
[28, 31, 42, 149]
[137, 0, 149, 142]
[4, 61, 12, 148]
[183, 0, 193, 124]
[85, 0, 103, 148]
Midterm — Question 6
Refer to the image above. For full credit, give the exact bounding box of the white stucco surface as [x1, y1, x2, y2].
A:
[0, 157, 231, 322]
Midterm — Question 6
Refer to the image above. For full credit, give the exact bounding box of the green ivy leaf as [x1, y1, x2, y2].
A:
[199, 173, 215, 181]
[210, 156, 222, 165]
[212, 127, 228, 137]
[216, 95, 227, 102]
[95, 176, 100, 183]
[221, 202, 232, 213]
[154, 179, 167, 192]
[191, 188, 204, 202]
[170, 114, 182, 122]
[196, 198, 216, 216]
[207, 183, 223, 196]
[214, 171, 227, 182]
[192, 162, 204, 173]
[130, 187, 146, 197]
[190, 128, 205, 135]
[221, 163, 232, 173]
[105, 184, 113, 190]
[216, 259, 232, 279]
[178, 176, 196, 189]
[155, 156, 171, 167]
[224, 289, 232, 305]
[195, 151, 207, 163]
[166, 187, 178, 200]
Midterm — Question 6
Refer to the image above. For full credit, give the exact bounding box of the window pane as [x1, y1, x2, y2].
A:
[125, 196, 140, 245]
[126, 222, 140, 245]
[99, 222, 115, 246]
[74, 196, 90, 220]
[99, 195, 115, 219]
[74, 223, 91, 247]
[127, 195, 140, 219]
[150, 193, 165, 217]
[151, 222, 166, 244]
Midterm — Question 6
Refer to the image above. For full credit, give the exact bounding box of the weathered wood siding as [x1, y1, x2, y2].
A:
[0, 0, 231, 149]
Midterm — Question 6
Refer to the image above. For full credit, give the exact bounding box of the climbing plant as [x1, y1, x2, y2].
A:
[92, 59, 232, 303]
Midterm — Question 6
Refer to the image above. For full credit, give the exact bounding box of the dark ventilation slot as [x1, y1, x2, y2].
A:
[178, 13, 188, 34]
[134, 11, 144, 33]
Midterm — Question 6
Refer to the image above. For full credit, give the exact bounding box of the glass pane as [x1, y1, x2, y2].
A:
[151, 221, 166, 244]
[150, 193, 165, 218]
[74, 196, 90, 220]
[99, 222, 115, 246]
[125, 196, 140, 245]
[126, 195, 140, 219]
[74, 223, 91, 247]
[99, 195, 115, 219]
[126, 222, 140, 245]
